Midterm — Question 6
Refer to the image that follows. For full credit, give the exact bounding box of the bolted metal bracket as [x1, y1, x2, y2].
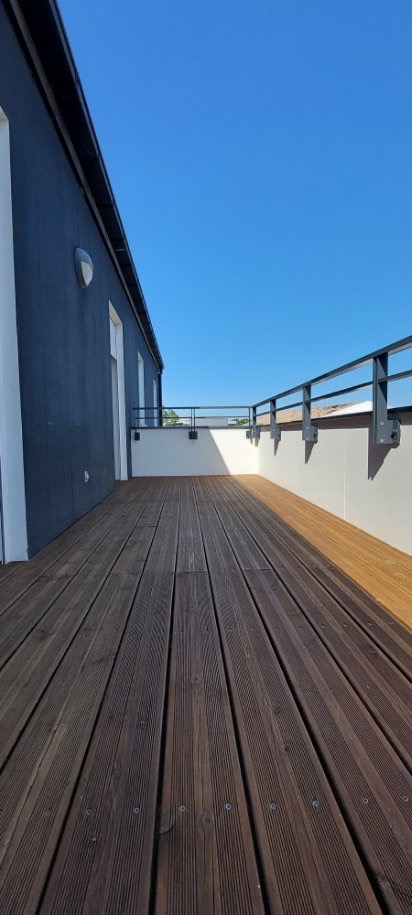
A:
[134, 431, 140, 441]
[374, 418, 400, 446]
[302, 385, 318, 443]
[188, 429, 198, 440]
[373, 354, 401, 446]
[249, 406, 260, 443]
[270, 399, 281, 442]
[302, 424, 318, 443]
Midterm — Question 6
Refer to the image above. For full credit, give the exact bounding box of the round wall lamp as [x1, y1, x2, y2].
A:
[74, 247, 94, 288]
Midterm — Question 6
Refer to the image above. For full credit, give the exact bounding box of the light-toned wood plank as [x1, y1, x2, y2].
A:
[206, 478, 412, 915]
[195, 481, 381, 915]
[237, 475, 412, 628]
[228, 477, 412, 673]
[216, 476, 412, 767]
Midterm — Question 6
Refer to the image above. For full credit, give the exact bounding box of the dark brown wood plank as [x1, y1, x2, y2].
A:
[37, 480, 180, 914]
[156, 571, 265, 915]
[195, 482, 380, 915]
[215, 478, 412, 768]
[205, 478, 412, 914]
[0, 512, 126, 670]
[228, 477, 412, 675]
[0, 527, 155, 867]
[0, 482, 174, 914]
[0, 482, 165, 767]
[0, 478, 151, 616]
[0, 479, 160, 660]
[155, 479, 264, 914]
[245, 568, 412, 914]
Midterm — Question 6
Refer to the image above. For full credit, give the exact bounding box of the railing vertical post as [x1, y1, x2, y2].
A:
[372, 353, 400, 445]
[158, 373, 163, 427]
[189, 406, 198, 440]
[302, 385, 318, 442]
[252, 405, 257, 441]
[270, 398, 281, 441]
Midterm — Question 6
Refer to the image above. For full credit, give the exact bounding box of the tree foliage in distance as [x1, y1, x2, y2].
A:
[162, 408, 179, 426]
[234, 417, 249, 425]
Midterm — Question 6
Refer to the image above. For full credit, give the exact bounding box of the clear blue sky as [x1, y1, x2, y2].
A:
[60, 0, 412, 406]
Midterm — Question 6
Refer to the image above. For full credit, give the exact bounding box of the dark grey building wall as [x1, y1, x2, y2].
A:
[0, 4, 160, 556]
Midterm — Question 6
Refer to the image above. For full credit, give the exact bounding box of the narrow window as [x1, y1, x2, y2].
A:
[109, 303, 128, 480]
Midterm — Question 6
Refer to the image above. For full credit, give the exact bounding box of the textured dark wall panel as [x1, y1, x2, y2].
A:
[0, 5, 159, 555]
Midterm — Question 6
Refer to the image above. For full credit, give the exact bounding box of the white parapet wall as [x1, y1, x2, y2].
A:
[257, 412, 412, 555]
[131, 427, 258, 477]
[131, 413, 412, 555]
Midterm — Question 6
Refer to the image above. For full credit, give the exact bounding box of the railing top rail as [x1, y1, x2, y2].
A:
[158, 405, 250, 411]
[251, 334, 412, 409]
[133, 406, 250, 412]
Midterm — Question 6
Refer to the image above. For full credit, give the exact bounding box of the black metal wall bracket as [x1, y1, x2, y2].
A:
[188, 429, 198, 440]
[134, 430, 140, 441]
[372, 354, 401, 445]
[302, 424, 318, 443]
[270, 399, 281, 442]
[302, 385, 318, 443]
[373, 419, 401, 446]
[249, 407, 260, 443]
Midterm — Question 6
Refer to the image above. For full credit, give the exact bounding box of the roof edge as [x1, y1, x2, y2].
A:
[6, 0, 164, 370]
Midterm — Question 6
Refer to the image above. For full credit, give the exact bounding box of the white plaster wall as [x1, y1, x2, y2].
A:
[258, 426, 346, 518]
[0, 110, 28, 560]
[132, 428, 257, 477]
[344, 421, 412, 551]
[131, 416, 412, 555]
[257, 415, 412, 555]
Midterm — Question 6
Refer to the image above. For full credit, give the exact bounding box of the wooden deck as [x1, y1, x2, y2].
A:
[0, 476, 411, 914]
[237, 475, 412, 630]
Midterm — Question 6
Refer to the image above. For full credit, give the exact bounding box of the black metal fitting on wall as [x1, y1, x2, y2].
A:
[250, 406, 258, 442]
[372, 354, 401, 446]
[270, 399, 281, 442]
[302, 385, 318, 442]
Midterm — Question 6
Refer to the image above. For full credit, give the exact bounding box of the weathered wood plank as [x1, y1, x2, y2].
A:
[37, 482, 180, 914]
[0, 479, 161, 666]
[0, 478, 152, 616]
[1, 476, 411, 914]
[223, 476, 412, 680]
[195, 485, 380, 915]
[155, 479, 264, 914]
[0, 482, 165, 767]
[206, 479, 412, 914]
[237, 475, 412, 627]
[215, 478, 412, 767]
[0, 482, 174, 913]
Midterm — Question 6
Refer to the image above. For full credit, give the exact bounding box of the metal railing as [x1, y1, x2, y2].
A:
[251, 335, 412, 446]
[131, 336, 412, 447]
[131, 406, 250, 439]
